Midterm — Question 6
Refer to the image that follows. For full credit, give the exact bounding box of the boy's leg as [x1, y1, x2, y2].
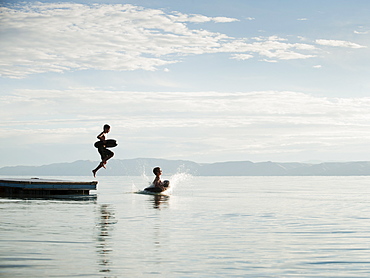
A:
[102, 151, 114, 164]
[92, 162, 104, 177]
[93, 149, 113, 177]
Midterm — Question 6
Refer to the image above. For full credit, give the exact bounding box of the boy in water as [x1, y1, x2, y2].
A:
[144, 167, 170, 193]
[92, 124, 114, 177]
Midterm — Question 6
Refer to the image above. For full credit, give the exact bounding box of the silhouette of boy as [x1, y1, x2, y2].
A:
[144, 167, 170, 193]
[92, 124, 114, 177]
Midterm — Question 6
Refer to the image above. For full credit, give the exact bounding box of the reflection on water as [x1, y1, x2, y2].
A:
[95, 204, 116, 274]
[149, 195, 170, 209]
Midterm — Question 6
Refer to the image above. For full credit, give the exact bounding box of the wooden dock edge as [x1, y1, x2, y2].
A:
[0, 178, 98, 197]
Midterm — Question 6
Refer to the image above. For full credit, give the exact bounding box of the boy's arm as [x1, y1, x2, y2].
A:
[152, 177, 162, 187]
[97, 132, 106, 142]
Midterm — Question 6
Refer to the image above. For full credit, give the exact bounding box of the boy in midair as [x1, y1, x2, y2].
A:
[92, 124, 114, 177]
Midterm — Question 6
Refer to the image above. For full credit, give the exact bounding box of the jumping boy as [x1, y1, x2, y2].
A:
[92, 124, 114, 177]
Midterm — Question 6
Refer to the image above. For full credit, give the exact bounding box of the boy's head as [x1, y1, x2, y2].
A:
[153, 167, 162, 176]
[103, 124, 111, 133]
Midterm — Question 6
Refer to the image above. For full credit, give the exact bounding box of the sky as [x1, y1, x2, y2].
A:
[1, 0, 370, 167]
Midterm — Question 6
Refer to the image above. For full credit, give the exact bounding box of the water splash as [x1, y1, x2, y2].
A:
[168, 172, 193, 191]
[130, 167, 151, 193]
[140, 166, 150, 184]
[131, 181, 139, 193]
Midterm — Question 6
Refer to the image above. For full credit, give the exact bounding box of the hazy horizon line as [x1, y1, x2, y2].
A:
[2, 158, 370, 169]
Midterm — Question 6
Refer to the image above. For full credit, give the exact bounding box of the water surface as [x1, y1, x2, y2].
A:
[1, 175, 370, 277]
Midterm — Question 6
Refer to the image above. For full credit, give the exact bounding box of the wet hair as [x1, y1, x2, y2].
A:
[153, 167, 161, 175]
[103, 124, 110, 130]
[163, 180, 170, 187]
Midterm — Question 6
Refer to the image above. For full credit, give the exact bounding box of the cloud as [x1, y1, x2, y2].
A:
[315, 39, 366, 48]
[354, 30, 369, 35]
[170, 12, 238, 23]
[260, 59, 278, 63]
[231, 54, 253, 60]
[354, 26, 369, 35]
[212, 16, 239, 23]
[0, 3, 348, 79]
[2, 88, 370, 163]
[3, 89, 370, 134]
[2, 3, 235, 78]
[226, 37, 316, 60]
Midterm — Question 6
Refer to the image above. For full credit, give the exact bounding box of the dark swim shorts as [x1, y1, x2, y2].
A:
[98, 147, 114, 160]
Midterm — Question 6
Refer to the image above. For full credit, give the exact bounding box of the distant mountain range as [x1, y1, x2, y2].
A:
[2, 158, 370, 176]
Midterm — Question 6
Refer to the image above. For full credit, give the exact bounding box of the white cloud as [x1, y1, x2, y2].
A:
[261, 59, 278, 63]
[268, 36, 287, 41]
[228, 38, 316, 60]
[2, 89, 370, 163]
[170, 13, 238, 23]
[354, 26, 369, 35]
[212, 16, 239, 23]
[3, 89, 370, 132]
[354, 30, 369, 35]
[231, 54, 254, 60]
[313, 65, 322, 68]
[316, 39, 366, 48]
[0, 3, 351, 79]
[1, 3, 238, 78]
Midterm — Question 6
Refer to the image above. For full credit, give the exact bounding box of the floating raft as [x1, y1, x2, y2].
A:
[0, 178, 97, 198]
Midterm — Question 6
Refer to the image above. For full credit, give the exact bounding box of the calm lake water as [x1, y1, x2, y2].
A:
[1, 175, 370, 277]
